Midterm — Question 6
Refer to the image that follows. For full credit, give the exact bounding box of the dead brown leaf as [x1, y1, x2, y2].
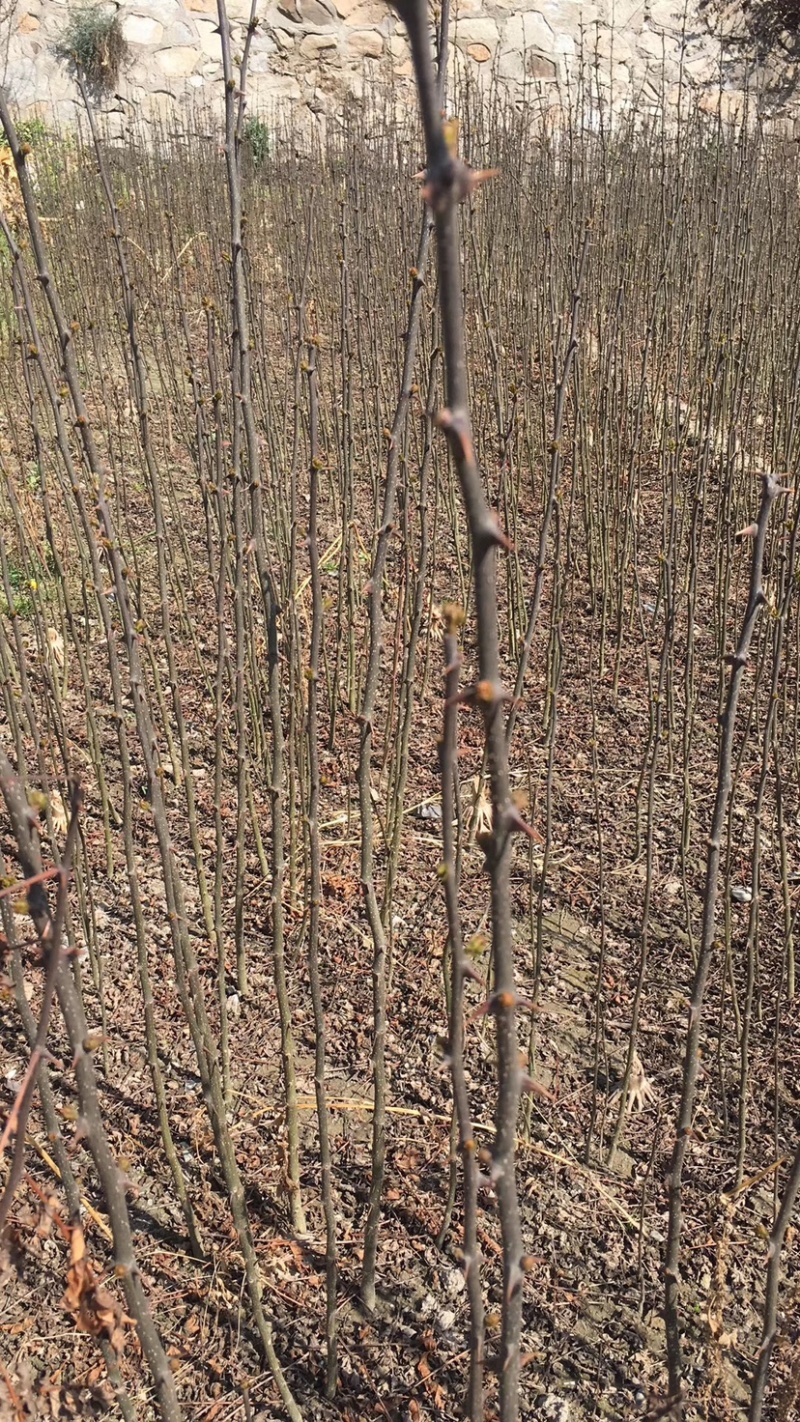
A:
[63, 1225, 134, 1354]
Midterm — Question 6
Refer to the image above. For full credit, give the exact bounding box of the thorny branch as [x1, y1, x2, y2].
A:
[394, 1, 531, 1414]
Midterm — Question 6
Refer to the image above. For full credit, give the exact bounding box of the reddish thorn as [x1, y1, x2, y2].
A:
[507, 807, 545, 844]
[488, 513, 514, 551]
[521, 1072, 556, 1103]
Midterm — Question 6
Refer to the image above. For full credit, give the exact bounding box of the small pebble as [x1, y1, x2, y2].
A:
[536, 1397, 570, 1422]
[444, 1268, 466, 1297]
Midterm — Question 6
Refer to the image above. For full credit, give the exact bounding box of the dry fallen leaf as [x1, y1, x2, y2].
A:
[609, 1051, 657, 1113]
[63, 1224, 135, 1354]
[46, 627, 65, 668]
[627, 1052, 657, 1112]
[0, 147, 25, 229]
[50, 791, 68, 837]
[469, 775, 492, 837]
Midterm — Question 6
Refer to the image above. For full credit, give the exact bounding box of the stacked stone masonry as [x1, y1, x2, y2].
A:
[2, 0, 797, 132]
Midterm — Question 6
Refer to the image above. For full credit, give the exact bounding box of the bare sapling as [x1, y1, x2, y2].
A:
[216, 0, 307, 1237]
[663, 470, 790, 1412]
[748, 1142, 800, 1422]
[358, 0, 448, 1312]
[0, 754, 185, 1422]
[0, 773, 79, 1229]
[438, 601, 485, 1421]
[394, 1, 542, 1414]
[305, 341, 340, 1396]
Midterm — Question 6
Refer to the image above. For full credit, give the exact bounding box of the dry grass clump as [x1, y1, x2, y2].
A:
[54, 5, 128, 91]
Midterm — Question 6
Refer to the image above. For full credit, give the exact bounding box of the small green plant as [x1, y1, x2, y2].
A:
[25, 462, 42, 495]
[15, 117, 48, 149]
[54, 5, 128, 92]
[0, 539, 54, 616]
[1, 561, 37, 618]
[242, 115, 270, 167]
[0, 117, 48, 154]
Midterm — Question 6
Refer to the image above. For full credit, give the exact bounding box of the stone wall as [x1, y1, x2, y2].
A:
[1, 0, 796, 132]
